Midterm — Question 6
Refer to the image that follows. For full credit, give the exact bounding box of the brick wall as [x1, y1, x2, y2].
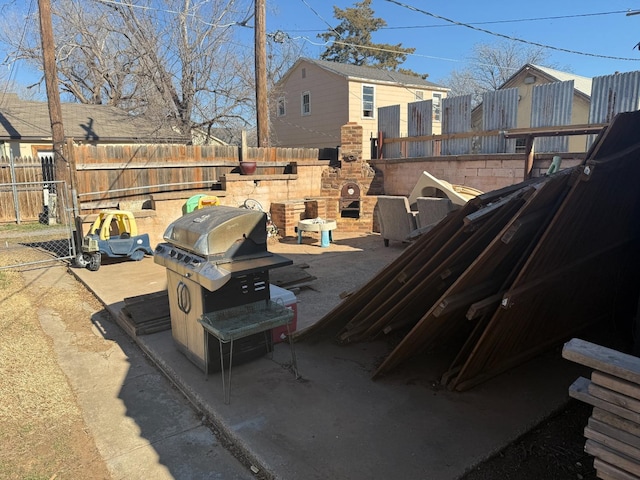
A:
[370, 154, 585, 196]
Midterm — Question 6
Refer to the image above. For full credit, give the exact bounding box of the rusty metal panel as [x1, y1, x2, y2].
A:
[530, 80, 573, 153]
[441, 95, 472, 155]
[481, 88, 518, 154]
[407, 100, 434, 157]
[587, 70, 640, 149]
[378, 104, 401, 159]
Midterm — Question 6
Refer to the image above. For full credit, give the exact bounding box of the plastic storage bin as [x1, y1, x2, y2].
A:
[269, 284, 297, 343]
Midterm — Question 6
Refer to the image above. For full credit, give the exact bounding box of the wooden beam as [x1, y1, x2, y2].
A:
[503, 123, 607, 139]
[585, 440, 640, 477]
[563, 338, 640, 385]
[382, 123, 608, 145]
[570, 377, 640, 424]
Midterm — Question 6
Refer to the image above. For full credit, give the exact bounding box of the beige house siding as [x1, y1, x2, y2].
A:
[272, 59, 448, 160]
[272, 63, 349, 150]
[568, 95, 590, 152]
[348, 82, 446, 158]
[502, 67, 592, 153]
[1, 140, 127, 159]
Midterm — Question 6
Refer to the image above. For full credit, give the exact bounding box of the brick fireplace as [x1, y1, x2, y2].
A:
[270, 122, 383, 238]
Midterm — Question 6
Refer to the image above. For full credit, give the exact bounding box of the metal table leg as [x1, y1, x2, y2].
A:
[286, 323, 299, 379]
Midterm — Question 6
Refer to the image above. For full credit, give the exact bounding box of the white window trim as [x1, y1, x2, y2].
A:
[362, 84, 375, 119]
[301, 91, 311, 116]
[277, 96, 286, 117]
[432, 92, 442, 122]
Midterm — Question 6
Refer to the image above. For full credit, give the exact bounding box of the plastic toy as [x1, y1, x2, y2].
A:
[75, 210, 154, 271]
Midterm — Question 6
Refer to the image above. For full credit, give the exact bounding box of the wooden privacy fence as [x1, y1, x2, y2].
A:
[72, 143, 312, 210]
[0, 156, 54, 223]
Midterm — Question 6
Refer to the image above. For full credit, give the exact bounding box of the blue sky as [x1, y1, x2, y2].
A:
[264, 0, 640, 84]
[4, 0, 640, 94]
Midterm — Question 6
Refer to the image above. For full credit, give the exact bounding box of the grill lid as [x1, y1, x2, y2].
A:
[162, 206, 267, 259]
[155, 205, 292, 291]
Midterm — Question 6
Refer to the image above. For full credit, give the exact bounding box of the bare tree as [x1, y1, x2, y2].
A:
[0, 0, 260, 142]
[442, 40, 551, 105]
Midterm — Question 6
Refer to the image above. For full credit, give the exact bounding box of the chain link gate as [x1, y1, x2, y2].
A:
[0, 180, 77, 270]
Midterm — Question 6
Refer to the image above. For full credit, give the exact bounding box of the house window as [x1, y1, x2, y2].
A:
[415, 90, 424, 100]
[362, 85, 375, 118]
[277, 97, 286, 117]
[301, 91, 310, 116]
[301, 68, 306, 79]
[432, 92, 442, 122]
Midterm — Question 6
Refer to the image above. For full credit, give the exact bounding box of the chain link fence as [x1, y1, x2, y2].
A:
[0, 181, 76, 270]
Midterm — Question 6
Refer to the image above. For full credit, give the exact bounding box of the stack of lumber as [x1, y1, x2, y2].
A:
[295, 110, 640, 391]
[117, 291, 171, 337]
[564, 338, 640, 479]
[269, 263, 317, 290]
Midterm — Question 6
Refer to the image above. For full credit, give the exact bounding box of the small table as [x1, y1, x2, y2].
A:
[198, 300, 298, 404]
[297, 219, 337, 247]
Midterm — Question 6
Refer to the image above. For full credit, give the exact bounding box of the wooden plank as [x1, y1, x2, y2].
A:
[382, 123, 607, 144]
[585, 439, 640, 477]
[570, 378, 640, 424]
[589, 383, 640, 415]
[593, 371, 640, 402]
[593, 408, 640, 440]
[563, 338, 640, 386]
[432, 280, 499, 317]
[465, 293, 503, 320]
[594, 458, 640, 480]
[589, 417, 640, 451]
[585, 426, 640, 463]
[124, 289, 168, 305]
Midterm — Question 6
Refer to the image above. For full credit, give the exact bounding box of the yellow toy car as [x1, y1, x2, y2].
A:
[75, 210, 153, 271]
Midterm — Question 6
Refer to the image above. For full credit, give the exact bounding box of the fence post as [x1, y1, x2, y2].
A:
[9, 157, 21, 224]
[66, 139, 79, 216]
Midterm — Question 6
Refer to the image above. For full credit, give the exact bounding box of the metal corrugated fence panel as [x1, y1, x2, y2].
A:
[587, 71, 640, 149]
[407, 100, 434, 157]
[442, 94, 472, 155]
[589, 71, 640, 123]
[481, 88, 518, 154]
[530, 80, 573, 153]
[378, 104, 401, 159]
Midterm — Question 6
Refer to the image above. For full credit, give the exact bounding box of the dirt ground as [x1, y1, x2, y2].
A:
[0, 251, 600, 480]
[0, 250, 112, 480]
[460, 400, 596, 480]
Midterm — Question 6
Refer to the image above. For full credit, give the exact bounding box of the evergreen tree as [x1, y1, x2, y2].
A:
[318, 0, 420, 75]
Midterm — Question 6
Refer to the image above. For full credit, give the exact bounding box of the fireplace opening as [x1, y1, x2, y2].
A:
[340, 182, 361, 218]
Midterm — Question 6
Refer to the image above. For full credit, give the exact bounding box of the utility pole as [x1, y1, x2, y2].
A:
[255, 0, 269, 147]
[38, 0, 69, 223]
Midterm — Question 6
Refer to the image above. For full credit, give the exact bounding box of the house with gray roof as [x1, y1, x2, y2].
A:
[271, 58, 449, 160]
[0, 93, 187, 159]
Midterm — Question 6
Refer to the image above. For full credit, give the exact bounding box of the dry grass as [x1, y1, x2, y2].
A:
[0, 251, 111, 479]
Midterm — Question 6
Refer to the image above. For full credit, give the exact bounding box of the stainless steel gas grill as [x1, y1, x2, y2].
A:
[154, 205, 293, 373]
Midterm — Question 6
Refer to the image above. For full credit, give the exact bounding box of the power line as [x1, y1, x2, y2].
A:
[283, 9, 631, 33]
[383, 0, 640, 62]
[95, 0, 252, 29]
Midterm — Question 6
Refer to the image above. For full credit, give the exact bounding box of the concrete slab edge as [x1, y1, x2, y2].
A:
[69, 268, 274, 479]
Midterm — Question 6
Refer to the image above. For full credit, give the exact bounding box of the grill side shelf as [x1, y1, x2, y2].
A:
[198, 300, 293, 342]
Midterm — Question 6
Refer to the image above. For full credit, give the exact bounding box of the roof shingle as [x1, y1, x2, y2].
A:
[0, 93, 186, 142]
